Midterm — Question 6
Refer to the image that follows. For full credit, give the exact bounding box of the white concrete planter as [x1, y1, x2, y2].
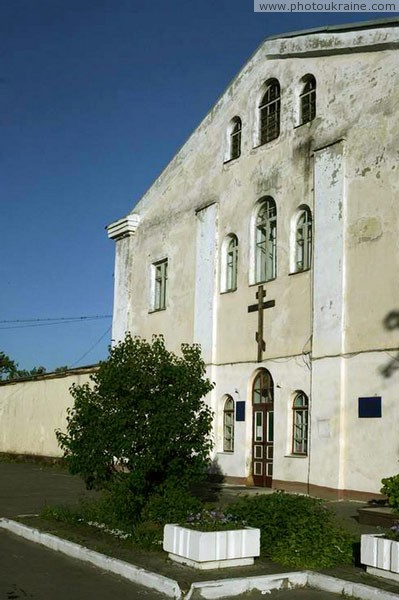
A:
[163, 524, 260, 569]
[361, 533, 399, 582]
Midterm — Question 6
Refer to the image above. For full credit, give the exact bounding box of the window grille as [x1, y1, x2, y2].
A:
[226, 235, 238, 291]
[153, 259, 168, 310]
[255, 198, 277, 283]
[230, 118, 242, 160]
[253, 370, 274, 404]
[259, 80, 280, 145]
[300, 75, 316, 125]
[292, 392, 309, 455]
[295, 208, 312, 272]
[223, 396, 234, 452]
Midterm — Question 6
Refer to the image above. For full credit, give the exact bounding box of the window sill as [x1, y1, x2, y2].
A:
[218, 450, 234, 454]
[223, 155, 240, 165]
[249, 278, 276, 287]
[284, 454, 308, 458]
[148, 307, 167, 314]
[288, 268, 310, 276]
[252, 137, 280, 150]
[294, 119, 315, 130]
[220, 288, 237, 295]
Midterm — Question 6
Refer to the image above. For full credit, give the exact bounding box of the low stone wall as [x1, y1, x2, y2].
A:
[0, 366, 97, 458]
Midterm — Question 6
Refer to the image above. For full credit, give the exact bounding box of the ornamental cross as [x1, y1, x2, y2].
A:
[247, 285, 275, 362]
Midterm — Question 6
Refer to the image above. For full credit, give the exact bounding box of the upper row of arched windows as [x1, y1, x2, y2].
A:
[222, 199, 312, 293]
[226, 74, 316, 162]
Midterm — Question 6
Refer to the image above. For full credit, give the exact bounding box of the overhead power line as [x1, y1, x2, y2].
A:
[0, 315, 112, 330]
[70, 325, 112, 367]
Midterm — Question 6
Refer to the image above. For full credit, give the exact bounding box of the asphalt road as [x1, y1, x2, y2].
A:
[0, 462, 386, 600]
[0, 528, 165, 600]
[250, 591, 347, 599]
[0, 462, 166, 599]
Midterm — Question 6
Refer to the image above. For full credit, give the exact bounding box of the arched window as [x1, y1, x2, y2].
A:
[253, 369, 274, 404]
[229, 117, 242, 160]
[259, 80, 280, 145]
[225, 235, 238, 291]
[300, 75, 316, 125]
[255, 198, 277, 283]
[292, 391, 309, 455]
[223, 396, 234, 452]
[295, 207, 312, 272]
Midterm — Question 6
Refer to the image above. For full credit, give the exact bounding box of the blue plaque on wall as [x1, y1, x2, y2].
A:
[236, 401, 245, 422]
[358, 397, 382, 418]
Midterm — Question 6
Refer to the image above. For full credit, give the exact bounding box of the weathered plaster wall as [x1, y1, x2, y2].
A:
[115, 30, 399, 363]
[0, 370, 94, 457]
[109, 23, 399, 496]
[213, 357, 310, 483]
[194, 203, 219, 363]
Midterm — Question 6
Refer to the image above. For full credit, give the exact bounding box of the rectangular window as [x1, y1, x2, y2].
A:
[153, 259, 168, 311]
[255, 411, 263, 442]
[293, 410, 308, 454]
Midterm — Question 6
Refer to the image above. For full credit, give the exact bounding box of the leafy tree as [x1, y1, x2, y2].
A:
[54, 365, 69, 373]
[0, 352, 18, 380]
[56, 334, 214, 522]
[0, 352, 47, 380]
[16, 366, 47, 378]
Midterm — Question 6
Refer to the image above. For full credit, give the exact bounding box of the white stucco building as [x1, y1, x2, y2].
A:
[108, 18, 399, 500]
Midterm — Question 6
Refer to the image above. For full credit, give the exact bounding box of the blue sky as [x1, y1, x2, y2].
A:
[1, 0, 396, 371]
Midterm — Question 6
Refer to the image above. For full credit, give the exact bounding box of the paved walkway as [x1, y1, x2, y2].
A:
[1, 461, 399, 599]
[0, 528, 165, 600]
[0, 462, 166, 599]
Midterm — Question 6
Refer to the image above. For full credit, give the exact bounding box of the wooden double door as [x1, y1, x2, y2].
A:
[252, 369, 274, 488]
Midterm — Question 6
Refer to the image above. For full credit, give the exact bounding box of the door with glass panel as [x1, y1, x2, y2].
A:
[252, 369, 274, 487]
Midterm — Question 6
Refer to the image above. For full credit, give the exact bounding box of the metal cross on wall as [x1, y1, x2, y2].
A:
[247, 285, 276, 362]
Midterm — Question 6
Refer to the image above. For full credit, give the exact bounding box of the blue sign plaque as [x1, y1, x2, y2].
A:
[358, 397, 382, 418]
[236, 401, 245, 422]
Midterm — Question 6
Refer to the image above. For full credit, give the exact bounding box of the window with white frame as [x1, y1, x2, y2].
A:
[225, 235, 238, 291]
[259, 79, 280, 145]
[153, 259, 168, 311]
[295, 207, 312, 272]
[299, 75, 316, 125]
[255, 198, 277, 283]
[292, 391, 309, 455]
[223, 396, 234, 452]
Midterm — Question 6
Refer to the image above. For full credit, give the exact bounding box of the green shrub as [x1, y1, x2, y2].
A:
[56, 334, 214, 525]
[140, 483, 203, 525]
[41, 504, 82, 526]
[227, 492, 353, 569]
[131, 521, 163, 549]
[381, 475, 399, 512]
[41, 502, 163, 549]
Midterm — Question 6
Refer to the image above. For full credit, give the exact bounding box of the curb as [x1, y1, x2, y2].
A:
[186, 571, 399, 599]
[0, 518, 182, 599]
[1, 518, 399, 599]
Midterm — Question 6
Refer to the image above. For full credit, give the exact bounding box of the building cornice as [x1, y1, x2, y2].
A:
[107, 214, 140, 240]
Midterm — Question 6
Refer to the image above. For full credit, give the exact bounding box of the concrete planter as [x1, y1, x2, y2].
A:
[361, 533, 399, 582]
[163, 524, 260, 569]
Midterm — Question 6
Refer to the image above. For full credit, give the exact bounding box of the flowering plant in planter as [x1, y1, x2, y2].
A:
[183, 508, 247, 532]
[163, 510, 260, 569]
[384, 521, 399, 541]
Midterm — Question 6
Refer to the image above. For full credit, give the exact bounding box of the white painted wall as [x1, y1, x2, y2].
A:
[108, 22, 399, 497]
[194, 203, 219, 363]
[0, 369, 95, 458]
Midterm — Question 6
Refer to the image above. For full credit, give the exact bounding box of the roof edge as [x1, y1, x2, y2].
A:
[266, 16, 399, 41]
